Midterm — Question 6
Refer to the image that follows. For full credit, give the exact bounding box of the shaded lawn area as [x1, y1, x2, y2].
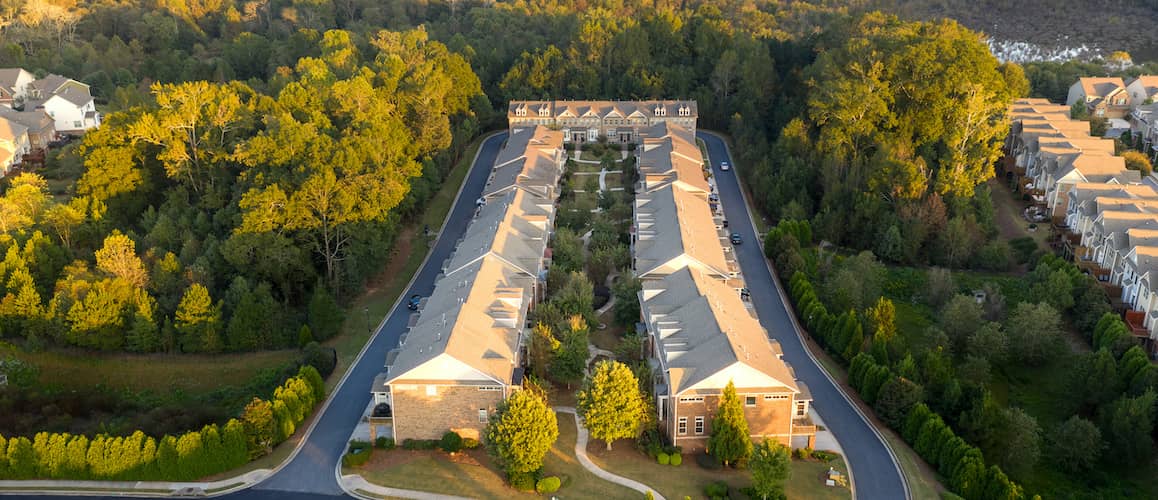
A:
[591, 309, 624, 352]
[884, 266, 1032, 307]
[603, 172, 623, 188]
[350, 412, 635, 499]
[572, 161, 604, 173]
[585, 438, 849, 500]
[19, 349, 300, 396]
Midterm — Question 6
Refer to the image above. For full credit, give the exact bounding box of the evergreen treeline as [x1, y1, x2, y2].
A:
[0, 366, 323, 480]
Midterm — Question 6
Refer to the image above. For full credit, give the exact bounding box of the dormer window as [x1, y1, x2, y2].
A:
[515, 105, 527, 117]
[678, 105, 690, 117]
[654, 105, 666, 117]
[538, 105, 550, 117]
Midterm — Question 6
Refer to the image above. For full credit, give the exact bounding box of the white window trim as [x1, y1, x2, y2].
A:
[478, 408, 488, 423]
[694, 416, 704, 435]
[677, 417, 687, 435]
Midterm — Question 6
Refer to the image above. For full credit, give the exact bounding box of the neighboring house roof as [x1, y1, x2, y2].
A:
[31, 74, 70, 95]
[1079, 77, 1128, 99]
[1129, 76, 1158, 98]
[485, 125, 563, 199]
[443, 188, 550, 279]
[1053, 153, 1131, 183]
[0, 108, 53, 133]
[0, 148, 12, 167]
[0, 68, 31, 95]
[641, 267, 799, 396]
[0, 116, 29, 144]
[634, 183, 731, 279]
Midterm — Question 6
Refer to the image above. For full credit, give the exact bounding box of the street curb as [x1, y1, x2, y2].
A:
[700, 131, 911, 500]
[335, 131, 505, 500]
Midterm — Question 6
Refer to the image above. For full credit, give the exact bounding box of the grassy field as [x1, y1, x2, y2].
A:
[349, 412, 636, 499]
[603, 172, 623, 188]
[585, 437, 850, 500]
[590, 309, 624, 352]
[17, 349, 300, 396]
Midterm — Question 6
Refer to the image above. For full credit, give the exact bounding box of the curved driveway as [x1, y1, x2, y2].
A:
[698, 132, 908, 500]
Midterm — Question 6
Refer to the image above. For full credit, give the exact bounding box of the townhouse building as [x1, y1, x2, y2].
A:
[1009, 96, 1158, 354]
[508, 100, 697, 144]
[368, 125, 564, 441]
[1067, 77, 1131, 119]
[629, 115, 816, 449]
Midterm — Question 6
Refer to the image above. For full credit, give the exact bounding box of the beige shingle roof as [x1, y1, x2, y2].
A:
[485, 125, 564, 199]
[444, 189, 551, 279]
[641, 267, 798, 396]
[634, 184, 730, 279]
[0, 116, 28, 144]
[1080, 77, 1127, 99]
[509, 100, 698, 121]
[637, 122, 708, 193]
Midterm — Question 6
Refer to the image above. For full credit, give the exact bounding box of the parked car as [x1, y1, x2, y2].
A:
[730, 232, 742, 245]
[722, 219, 729, 228]
[407, 294, 422, 310]
[372, 403, 392, 418]
[720, 161, 730, 171]
[709, 193, 719, 202]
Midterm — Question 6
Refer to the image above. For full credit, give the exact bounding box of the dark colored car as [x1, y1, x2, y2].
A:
[722, 219, 729, 228]
[373, 403, 392, 418]
[407, 294, 422, 310]
[730, 232, 742, 245]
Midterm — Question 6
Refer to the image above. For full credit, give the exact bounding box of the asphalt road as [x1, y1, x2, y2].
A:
[1, 131, 907, 500]
[249, 132, 509, 497]
[698, 132, 908, 500]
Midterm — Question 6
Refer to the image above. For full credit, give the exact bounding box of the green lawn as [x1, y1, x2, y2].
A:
[572, 161, 604, 173]
[16, 349, 300, 396]
[585, 438, 849, 500]
[603, 172, 623, 188]
[350, 412, 636, 499]
[591, 309, 624, 352]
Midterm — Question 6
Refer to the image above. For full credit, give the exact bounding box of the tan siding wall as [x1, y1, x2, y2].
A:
[391, 384, 505, 441]
[665, 391, 796, 451]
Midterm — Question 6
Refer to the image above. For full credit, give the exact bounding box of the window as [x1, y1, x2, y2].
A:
[679, 396, 704, 403]
[478, 408, 488, 423]
[694, 416, 704, 435]
[796, 403, 806, 417]
[678, 417, 687, 435]
[478, 386, 502, 391]
[745, 396, 757, 407]
[765, 395, 789, 400]
[73, 121, 82, 128]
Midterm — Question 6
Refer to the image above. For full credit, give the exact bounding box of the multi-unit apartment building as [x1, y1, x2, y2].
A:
[508, 100, 697, 144]
[368, 125, 564, 441]
[629, 115, 816, 449]
[1006, 97, 1158, 353]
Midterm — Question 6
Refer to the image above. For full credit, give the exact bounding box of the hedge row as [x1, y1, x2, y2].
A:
[788, 272, 1031, 500]
[0, 365, 325, 480]
[851, 355, 1026, 500]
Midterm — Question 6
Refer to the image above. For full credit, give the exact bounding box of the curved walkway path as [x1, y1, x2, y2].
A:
[553, 407, 665, 500]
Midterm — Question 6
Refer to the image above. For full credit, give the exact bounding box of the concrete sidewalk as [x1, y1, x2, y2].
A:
[0, 469, 268, 497]
[554, 406, 665, 500]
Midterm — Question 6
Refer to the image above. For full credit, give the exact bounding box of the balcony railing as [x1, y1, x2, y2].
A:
[1125, 310, 1149, 337]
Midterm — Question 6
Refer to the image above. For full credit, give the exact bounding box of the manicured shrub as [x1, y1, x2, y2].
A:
[342, 442, 373, 467]
[439, 431, 463, 453]
[657, 452, 670, 465]
[811, 450, 839, 462]
[704, 480, 730, 499]
[374, 437, 395, 450]
[462, 437, 480, 449]
[401, 439, 439, 450]
[670, 453, 682, 466]
[536, 476, 562, 494]
[509, 471, 535, 491]
[792, 447, 809, 459]
[696, 452, 722, 470]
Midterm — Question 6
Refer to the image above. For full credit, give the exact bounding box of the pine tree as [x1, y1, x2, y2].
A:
[156, 436, 179, 479]
[7, 436, 35, 478]
[242, 398, 276, 458]
[307, 285, 344, 341]
[175, 431, 203, 480]
[708, 381, 752, 467]
[65, 435, 88, 479]
[530, 322, 560, 380]
[175, 283, 222, 353]
[485, 389, 558, 475]
[577, 360, 647, 450]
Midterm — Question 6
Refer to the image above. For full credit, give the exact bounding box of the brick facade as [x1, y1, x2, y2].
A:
[390, 384, 508, 441]
[663, 390, 804, 450]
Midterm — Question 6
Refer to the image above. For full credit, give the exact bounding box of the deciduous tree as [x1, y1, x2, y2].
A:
[485, 389, 558, 475]
[577, 360, 647, 450]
